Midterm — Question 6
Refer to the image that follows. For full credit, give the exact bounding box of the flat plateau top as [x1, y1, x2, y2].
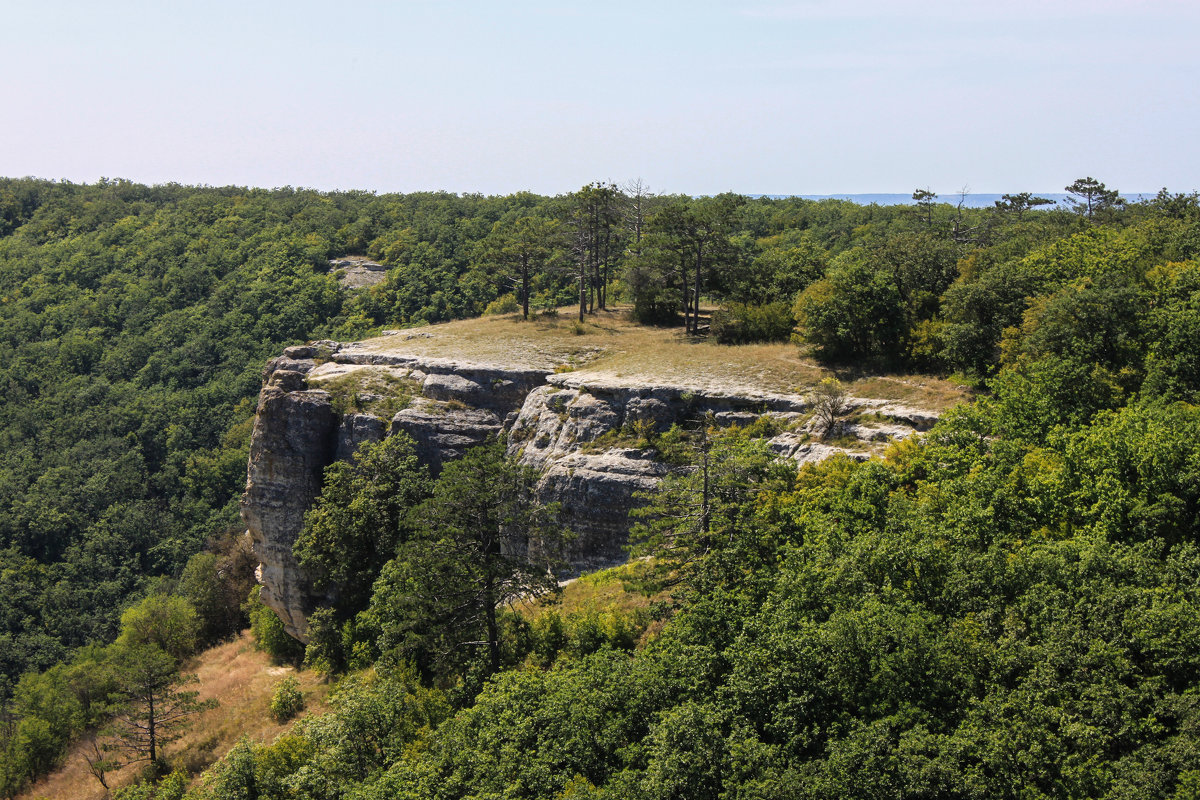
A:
[347, 307, 971, 412]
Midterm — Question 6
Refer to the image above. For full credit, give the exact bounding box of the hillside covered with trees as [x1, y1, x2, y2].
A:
[3, 176, 1200, 799]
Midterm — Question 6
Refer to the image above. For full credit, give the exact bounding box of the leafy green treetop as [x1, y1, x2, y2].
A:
[368, 440, 564, 677]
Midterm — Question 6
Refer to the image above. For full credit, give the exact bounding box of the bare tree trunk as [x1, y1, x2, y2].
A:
[520, 256, 530, 320]
[147, 694, 156, 764]
[579, 262, 586, 322]
[484, 577, 500, 675]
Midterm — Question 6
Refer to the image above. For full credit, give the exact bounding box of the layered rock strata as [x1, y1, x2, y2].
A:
[242, 341, 937, 638]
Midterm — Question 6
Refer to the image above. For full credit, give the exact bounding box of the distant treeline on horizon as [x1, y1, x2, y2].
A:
[755, 192, 1158, 209]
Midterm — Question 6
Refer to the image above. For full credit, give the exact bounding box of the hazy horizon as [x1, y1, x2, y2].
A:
[0, 178, 1167, 208]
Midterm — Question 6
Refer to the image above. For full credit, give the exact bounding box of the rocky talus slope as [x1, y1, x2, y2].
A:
[241, 338, 939, 639]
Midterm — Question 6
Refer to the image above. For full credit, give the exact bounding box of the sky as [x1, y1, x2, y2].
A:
[2, 0, 1198, 197]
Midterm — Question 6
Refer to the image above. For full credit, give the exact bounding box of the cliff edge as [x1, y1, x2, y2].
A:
[241, 313, 958, 639]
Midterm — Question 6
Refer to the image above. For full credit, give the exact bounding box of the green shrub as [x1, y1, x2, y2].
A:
[111, 769, 186, 800]
[269, 675, 304, 723]
[244, 587, 304, 664]
[483, 293, 520, 315]
[200, 737, 259, 800]
[711, 301, 795, 344]
[528, 607, 646, 667]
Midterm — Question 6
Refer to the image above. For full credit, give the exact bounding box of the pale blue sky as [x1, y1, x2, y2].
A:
[2, 0, 1197, 196]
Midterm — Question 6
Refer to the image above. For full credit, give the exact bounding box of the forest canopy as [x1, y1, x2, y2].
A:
[3, 176, 1200, 799]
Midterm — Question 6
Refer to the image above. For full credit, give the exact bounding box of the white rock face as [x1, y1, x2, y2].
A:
[241, 339, 939, 639]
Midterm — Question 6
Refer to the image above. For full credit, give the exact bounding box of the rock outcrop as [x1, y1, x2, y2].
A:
[391, 399, 504, 473]
[330, 257, 388, 289]
[240, 370, 338, 639]
[241, 340, 939, 639]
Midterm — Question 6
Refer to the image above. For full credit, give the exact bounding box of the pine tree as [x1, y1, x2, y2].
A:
[103, 644, 216, 768]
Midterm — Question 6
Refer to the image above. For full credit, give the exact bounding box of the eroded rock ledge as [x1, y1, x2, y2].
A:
[241, 340, 938, 639]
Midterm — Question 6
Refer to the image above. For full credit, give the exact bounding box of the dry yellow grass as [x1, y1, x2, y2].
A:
[353, 307, 971, 411]
[19, 633, 331, 800]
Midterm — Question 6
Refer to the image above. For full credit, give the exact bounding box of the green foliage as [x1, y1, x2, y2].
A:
[0, 717, 62, 795]
[483, 293, 520, 315]
[366, 441, 563, 678]
[177, 534, 258, 647]
[302, 606, 354, 677]
[365, 649, 653, 800]
[117, 594, 201, 661]
[709, 301, 794, 344]
[629, 429, 795, 594]
[294, 433, 430, 619]
[269, 675, 304, 723]
[728, 233, 828, 304]
[198, 737, 259, 800]
[1143, 260, 1200, 401]
[113, 769, 188, 800]
[528, 607, 647, 668]
[244, 586, 304, 665]
[941, 225, 1152, 375]
[794, 250, 905, 363]
[0, 644, 118, 795]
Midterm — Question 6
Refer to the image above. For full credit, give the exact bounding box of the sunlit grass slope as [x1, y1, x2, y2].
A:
[18, 634, 331, 800]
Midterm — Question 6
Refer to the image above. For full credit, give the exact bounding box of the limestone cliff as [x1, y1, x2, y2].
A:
[240, 364, 337, 639]
[241, 338, 939, 639]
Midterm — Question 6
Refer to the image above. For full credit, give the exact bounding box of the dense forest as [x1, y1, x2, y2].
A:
[2, 176, 1200, 798]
